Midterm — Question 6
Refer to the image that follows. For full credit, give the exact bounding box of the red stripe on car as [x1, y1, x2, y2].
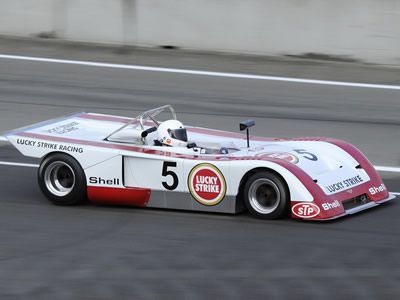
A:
[87, 186, 151, 206]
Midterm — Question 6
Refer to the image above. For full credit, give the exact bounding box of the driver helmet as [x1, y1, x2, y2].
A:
[157, 120, 188, 147]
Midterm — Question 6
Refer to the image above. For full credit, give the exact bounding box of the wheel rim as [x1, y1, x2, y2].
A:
[248, 178, 280, 214]
[44, 161, 75, 197]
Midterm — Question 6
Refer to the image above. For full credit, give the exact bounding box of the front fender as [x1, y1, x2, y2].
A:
[229, 159, 314, 203]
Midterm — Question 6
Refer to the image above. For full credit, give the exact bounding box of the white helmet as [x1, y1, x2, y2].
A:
[157, 120, 188, 147]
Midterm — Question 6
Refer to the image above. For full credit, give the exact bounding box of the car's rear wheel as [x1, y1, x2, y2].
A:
[38, 153, 87, 205]
[243, 171, 290, 219]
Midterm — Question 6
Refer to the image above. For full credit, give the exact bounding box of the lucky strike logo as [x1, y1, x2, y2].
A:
[188, 164, 226, 206]
[292, 203, 320, 218]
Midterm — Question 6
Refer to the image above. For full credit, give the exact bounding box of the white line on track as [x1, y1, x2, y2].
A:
[1, 54, 400, 90]
[0, 161, 39, 168]
[0, 136, 7, 141]
[374, 166, 400, 173]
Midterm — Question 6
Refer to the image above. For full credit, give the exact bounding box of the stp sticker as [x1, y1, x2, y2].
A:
[292, 203, 320, 218]
[257, 152, 299, 164]
[188, 163, 226, 206]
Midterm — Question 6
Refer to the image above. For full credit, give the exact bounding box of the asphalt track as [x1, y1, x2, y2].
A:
[0, 40, 400, 299]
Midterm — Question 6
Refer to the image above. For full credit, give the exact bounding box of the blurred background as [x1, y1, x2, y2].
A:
[0, 1, 399, 299]
[1, 0, 400, 64]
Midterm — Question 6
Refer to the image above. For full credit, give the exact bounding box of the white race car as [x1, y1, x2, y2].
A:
[2, 105, 395, 220]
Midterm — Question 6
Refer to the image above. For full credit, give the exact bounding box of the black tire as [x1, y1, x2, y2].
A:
[243, 171, 290, 219]
[38, 153, 87, 205]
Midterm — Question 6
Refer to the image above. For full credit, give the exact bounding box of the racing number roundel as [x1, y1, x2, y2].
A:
[188, 164, 226, 206]
[256, 152, 299, 164]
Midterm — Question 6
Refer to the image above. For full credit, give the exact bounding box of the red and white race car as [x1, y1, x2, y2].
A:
[2, 105, 395, 220]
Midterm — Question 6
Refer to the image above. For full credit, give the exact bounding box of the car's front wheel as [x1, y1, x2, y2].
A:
[243, 171, 290, 219]
[38, 153, 87, 205]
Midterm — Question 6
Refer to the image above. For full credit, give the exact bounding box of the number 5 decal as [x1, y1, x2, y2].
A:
[294, 149, 318, 161]
[162, 161, 179, 190]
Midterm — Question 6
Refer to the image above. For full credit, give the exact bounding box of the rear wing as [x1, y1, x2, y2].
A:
[1, 112, 87, 141]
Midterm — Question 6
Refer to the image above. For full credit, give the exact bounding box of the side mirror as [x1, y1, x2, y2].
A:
[239, 120, 255, 148]
[240, 120, 255, 131]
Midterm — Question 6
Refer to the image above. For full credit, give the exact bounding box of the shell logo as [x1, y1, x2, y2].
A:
[188, 163, 226, 206]
[292, 203, 320, 218]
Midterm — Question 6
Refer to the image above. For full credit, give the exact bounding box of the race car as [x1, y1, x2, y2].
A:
[2, 105, 395, 220]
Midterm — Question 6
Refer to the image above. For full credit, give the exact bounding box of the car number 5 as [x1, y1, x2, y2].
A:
[294, 149, 318, 161]
[162, 161, 179, 190]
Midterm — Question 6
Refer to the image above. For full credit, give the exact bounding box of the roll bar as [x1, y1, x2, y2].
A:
[105, 105, 177, 144]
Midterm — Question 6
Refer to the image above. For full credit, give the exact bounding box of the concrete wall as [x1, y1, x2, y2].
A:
[0, 0, 399, 64]
[0, 0, 54, 35]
